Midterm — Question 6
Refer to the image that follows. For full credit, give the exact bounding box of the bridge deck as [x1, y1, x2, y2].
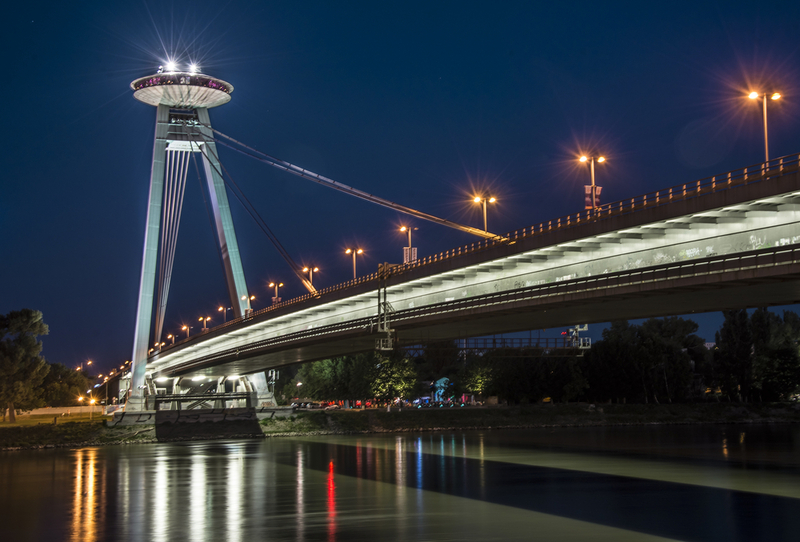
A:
[149, 155, 800, 379]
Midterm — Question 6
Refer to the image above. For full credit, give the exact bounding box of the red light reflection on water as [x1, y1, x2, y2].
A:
[327, 460, 337, 541]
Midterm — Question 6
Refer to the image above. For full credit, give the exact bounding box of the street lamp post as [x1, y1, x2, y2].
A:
[345, 248, 364, 279]
[167, 333, 175, 345]
[198, 316, 211, 331]
[579, 155, 606, 210]
[399, 226, 418, 263]
[181, 325, 193, 339]
[302, 267, 319, 286]
[240, 295, 255, 317]
[748, 91, 781, 162]
[472, 196, 496, 232]
[218, 306, 232, 323]
[268, 282, 284, 304]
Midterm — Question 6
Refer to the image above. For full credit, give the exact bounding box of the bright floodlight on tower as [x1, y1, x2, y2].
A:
[189, 63, 199, 74]
[165, 60, 177, 73]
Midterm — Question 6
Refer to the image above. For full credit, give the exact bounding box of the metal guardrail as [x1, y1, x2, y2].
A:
[402, 337, 587, 353]
[164, 244, 800, 372]
[158, 153, 800, 354]
[148, 391, 256, 410]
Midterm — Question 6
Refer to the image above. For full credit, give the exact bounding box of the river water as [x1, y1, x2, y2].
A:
[2, 424, 799, 541]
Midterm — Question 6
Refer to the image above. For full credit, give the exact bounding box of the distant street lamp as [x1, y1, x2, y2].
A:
[345, 248, 364, 279]
[472, 196, 496, 232]
[167, 333, 176, 345]
[579, 155, 606, 209]
[748, 90, 782, 162]
[218, 306, 232, 323]
[268, 282, 284, 304]
[302, 266, 319, 286]
[198, 316, 211, 331]
[181, 325, 193, 339]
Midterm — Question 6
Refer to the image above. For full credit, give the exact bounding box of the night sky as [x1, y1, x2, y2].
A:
[4, 1, 800, 377]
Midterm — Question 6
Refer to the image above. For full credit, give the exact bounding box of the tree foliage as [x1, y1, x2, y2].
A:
[0, 309, 50, 421]
[296, 351, 418, 403]
[713, 308, 800, 401]
[40, 363, 90, 407]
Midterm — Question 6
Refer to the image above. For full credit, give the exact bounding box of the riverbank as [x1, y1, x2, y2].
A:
[2, 403, 799, 451]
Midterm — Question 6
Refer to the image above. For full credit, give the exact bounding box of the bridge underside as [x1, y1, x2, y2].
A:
[156, 250, 800, 379]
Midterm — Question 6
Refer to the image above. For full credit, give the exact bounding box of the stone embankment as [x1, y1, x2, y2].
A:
[2, 403, 799, 451]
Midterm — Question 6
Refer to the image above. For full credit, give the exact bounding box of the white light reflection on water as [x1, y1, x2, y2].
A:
[189, 452, 207, 542]
[226, 445, 244, 542]
[152, 454, 168, 542]
[395, 436, 407, 538]
[296, 446, 304, 542]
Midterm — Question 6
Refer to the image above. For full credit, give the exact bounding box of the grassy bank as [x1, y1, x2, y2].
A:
[2, 403, 799, 450]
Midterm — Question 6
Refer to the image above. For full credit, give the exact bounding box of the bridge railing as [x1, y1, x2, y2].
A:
[157, 154, 800, 354]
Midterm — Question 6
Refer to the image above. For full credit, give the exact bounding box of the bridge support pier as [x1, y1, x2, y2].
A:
[128, 104, 252, 411]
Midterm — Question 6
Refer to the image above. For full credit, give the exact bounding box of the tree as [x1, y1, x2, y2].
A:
[714, 309, 753, 401]
[41, 363, 90, 407]
[0, 309, 50, 422]
[370, 352, 417, 401]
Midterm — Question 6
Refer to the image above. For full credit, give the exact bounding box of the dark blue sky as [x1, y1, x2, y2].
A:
[4, 1, 800, 376]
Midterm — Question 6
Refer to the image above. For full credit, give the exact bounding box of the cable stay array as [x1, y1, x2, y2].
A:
[192, 123, 505, 241]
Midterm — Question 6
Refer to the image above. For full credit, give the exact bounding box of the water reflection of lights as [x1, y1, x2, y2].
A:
[416, 437, 423, 490]
[479, 434, 486, 499]
[190, 455, 207, 542]
[71, 448, 105, 542]
[395, 437, 407, 537]
[327, 460, 337, 541]
[296, 447, 305, 541]
[227, 447, 244, 542]
[722, 437, 729, 458]
[153, 455, 168, 542]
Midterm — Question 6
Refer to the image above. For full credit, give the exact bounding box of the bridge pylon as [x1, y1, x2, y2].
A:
[127, 68, 260, 409]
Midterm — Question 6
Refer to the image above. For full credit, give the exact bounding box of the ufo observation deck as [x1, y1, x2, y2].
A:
[131, 72, 233, 109]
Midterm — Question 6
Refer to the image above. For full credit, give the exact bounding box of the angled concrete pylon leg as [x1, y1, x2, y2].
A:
[129, 104, 170, 409]
[195, 108, 250, 317]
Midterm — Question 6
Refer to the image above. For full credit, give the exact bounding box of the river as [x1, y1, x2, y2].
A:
[2, 424, 799, 541]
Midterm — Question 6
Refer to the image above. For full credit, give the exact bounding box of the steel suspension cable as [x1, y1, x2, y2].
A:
[191, 124, 504, 240]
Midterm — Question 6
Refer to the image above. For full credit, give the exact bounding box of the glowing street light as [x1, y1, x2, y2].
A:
[579, 155, 606, 210]
[748, 90, 782, 162]
[167, 333, 176, 345]
[345, 248, 364, 280]
[472, 196, 496, 232]
[218, 306, 232, 323]
[268, 282, 284, 304]
[198, 316, 211, 331]
[241, 294, 256, 312]
[181, 324, 193, 339]
[399, 226, 418, 263]
[302, 266, 319, 286]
